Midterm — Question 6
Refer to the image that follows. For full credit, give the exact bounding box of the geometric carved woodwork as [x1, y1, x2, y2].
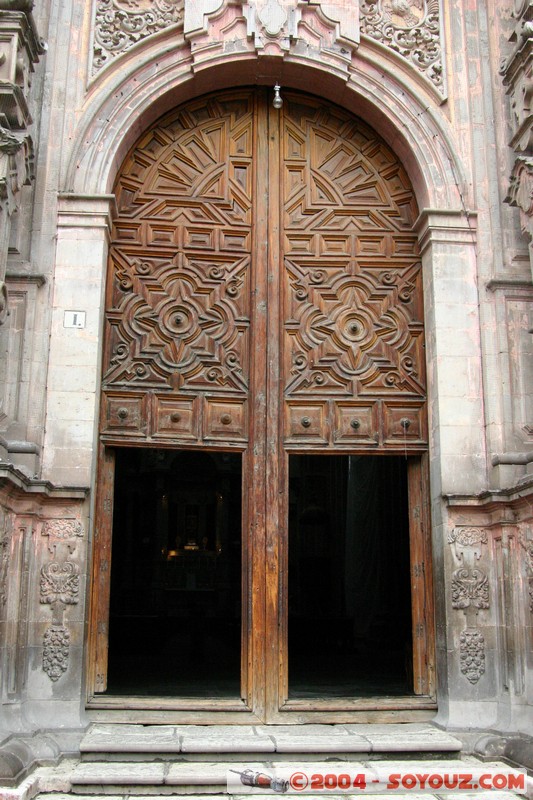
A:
[281, 93, 425, 449]
[103, 89, 426, 453]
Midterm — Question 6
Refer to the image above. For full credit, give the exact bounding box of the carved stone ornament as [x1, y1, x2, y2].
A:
[41, 518, 84, 539]
[42, 624, 70, 681]
[506, 157, 533, 240]
[448, 526, 488, 549]
[459, 628, 485, 684]
[0, 280, 7, 326]
[92, 0, 184, 75]
[519, 534, 533, 612]
[360, 0, 443, 92]
[40, 561, 80, 606]
[0, 126, 33, 214]
[0, 506, 10, 607]
[451, 567, 489, 610]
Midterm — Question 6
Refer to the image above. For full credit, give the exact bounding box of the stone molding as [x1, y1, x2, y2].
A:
[414, 209, 477, 255]
[57, 193, 117, 234]
[90, 0, 443, 95]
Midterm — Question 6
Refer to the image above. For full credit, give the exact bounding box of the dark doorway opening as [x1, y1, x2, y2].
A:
[288, 454, 413, 698]
[106, 447, 242, 697]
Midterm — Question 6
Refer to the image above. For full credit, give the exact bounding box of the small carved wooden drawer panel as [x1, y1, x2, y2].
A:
[203, 398, 247, 442]
[285, 401, 328, 444]
[382, 401, 427, 446]
[334, 402, 379, 444]
[153, 396, 197, 440]
[102, 393, 147, 436]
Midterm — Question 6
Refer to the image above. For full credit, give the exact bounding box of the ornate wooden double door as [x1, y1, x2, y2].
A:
[88, 89, 435, 721]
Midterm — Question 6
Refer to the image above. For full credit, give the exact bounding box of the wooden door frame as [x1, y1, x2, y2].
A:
[86, 88, 437, 722]
[267, 450, 436, 722]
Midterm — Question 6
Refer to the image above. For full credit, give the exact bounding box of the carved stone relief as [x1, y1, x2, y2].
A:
[0, 505, 11, 608]
[506, 156, 533, 240]
[520, 534, 533, 611]
[448, 526, 490, 684]
[39, 517, 83, 681]
[40, 561, 80, 606]
[90, 0, 443, 94]
[41, 518, 84, 554]
[459, 629, 486, 685]
[92, 0, 184, 74]
[451, 568, 490, 611]
[42, 624, 70, 681]
[360, 0, 443, 92]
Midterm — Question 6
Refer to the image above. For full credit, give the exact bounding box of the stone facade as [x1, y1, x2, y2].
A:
[0, 0, 532, 773]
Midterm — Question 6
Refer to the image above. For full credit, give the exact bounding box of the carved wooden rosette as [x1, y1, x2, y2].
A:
[103, 90, 426, 454]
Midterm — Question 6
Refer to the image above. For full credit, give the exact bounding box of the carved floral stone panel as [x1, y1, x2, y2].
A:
[40, 561, 80, 606]
[360, 0, 443, 92]
[451, 567, 490, 611]
[41, 518, 84, 540]
[90, 0, 444, 94]
[42, 624, 70, 681]
[92, 0, 184, 74]
[459, 628, 486, 684]
[0, 506, 10, 607]
[520, 534, 533, 612]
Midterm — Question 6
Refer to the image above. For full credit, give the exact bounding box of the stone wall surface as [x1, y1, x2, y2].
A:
[0, 0, 531, 757]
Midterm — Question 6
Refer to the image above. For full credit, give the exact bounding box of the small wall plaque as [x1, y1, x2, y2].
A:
[64, 311, 86, 329]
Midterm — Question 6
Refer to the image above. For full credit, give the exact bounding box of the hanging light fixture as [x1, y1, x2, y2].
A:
[273, 83, 283, 109]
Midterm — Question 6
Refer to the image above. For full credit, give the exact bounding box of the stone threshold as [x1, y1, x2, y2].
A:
[80, 724, 463, 756]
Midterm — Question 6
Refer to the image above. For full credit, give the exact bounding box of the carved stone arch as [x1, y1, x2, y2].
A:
[68, 59, 467, 211]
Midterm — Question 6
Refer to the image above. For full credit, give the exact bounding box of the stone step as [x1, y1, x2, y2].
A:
[29, 757, 530, 797]
[79, 724, 463, 760]
[32, 795, 525, 800]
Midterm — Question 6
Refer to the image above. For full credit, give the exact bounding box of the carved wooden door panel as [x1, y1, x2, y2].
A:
[88, 89, 434, 720]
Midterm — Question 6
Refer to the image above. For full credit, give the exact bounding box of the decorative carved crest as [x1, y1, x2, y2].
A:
[40, 561, 80, 606]
[92, 0, 184, 74]
[448, 526, 488, 560]
[41, 519, 84, 539]
[459, 629, 485, 684]
[360, 0, 443, 92]
[42, 625, 70, 681]
[451, 567, 489, 610]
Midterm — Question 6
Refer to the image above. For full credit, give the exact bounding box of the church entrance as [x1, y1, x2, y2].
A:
[87, 88, 435, 721]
